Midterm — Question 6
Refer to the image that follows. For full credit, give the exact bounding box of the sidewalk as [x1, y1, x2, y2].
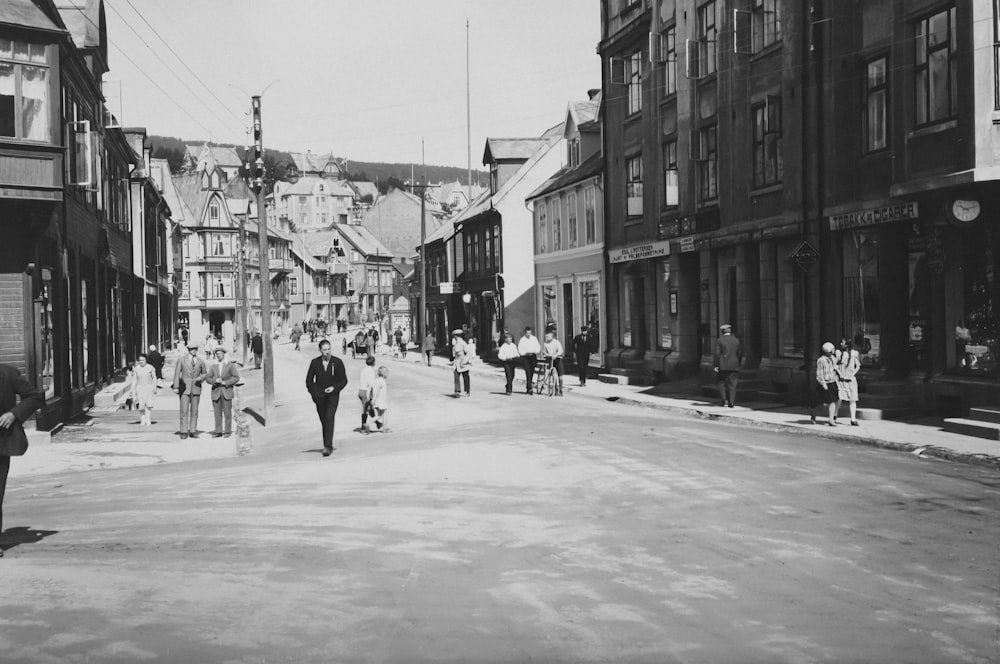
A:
[407, 350, 1000, 471]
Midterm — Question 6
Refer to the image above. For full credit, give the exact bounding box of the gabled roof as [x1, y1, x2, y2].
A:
[277, 175, 355, 198]
[289, 151, 343, 175]
[298, 230, 342, 258]
[2, 0, 66, 33]
[567, 97, 600, 135]
[149, 158, 187, 222]
[339, 223, 392, 258]
[526, 150, 604, 202]
[204, 145, 242, 168]
[483, 138, 550, 165]
[347, 181, 379, 200]
[56, 0, 106, 61]
[173, 172, 251, 229]
[291, 234, 328, 272]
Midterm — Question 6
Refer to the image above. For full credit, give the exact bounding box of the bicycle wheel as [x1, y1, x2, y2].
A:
[546, 369, 556, 396]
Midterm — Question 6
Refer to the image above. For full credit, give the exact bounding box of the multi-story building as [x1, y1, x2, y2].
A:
[289, 232, 350, 325]
[599, 0, 998, 412]
[272, 175, 356, 230]
[526, 93, 605, 366]
[288, 151, 343, 178]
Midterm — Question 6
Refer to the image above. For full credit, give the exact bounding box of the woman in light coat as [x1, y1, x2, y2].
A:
[836, 337, 861, 426]
[131, 354, 158, 426]
[451, 329, 471, 397]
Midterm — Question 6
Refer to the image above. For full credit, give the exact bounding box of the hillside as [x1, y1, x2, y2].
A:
[147, 135, 485, 189]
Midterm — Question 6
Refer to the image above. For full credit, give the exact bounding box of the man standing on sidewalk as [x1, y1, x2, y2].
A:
[173, 343, 208, 439]
[250, 331, 263, 370]
[517, 327, 541, 395]
[0, 363, 44, 557]
[713, 324, 743, 407]
[572, 326, 591, 387]
[305, 339, 349, 457]
[207, 347, 240, 438]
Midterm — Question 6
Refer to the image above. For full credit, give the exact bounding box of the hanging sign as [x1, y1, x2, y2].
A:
[609, 239, 671, 264]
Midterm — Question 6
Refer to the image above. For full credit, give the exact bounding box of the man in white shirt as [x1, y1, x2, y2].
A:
[517, 327, 542, 395]
[542, 330, 565, 396]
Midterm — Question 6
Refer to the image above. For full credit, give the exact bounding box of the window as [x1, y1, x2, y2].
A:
[915, 7, 957, 125]
[567, 192, 578, 248]
[210, 233, 229, 257]
[663, 26, 677, 95]
[752, 97, 783, 187]
[995, 0, 1000, 109]
[541, 284, 557, 331]
[753, 0, 781, 52]
[626, 51, 642, 115]
[213, 274, 232, 298]
[568, 138, 580, 168]
[863, 57, 888, 152]
[952, 225, 999, 373]
[537, 202, 548, 254]
[182, 272, 190, 299]
[626, 154, 643, 217]
[0, 39, 49, 141]
[663, 140, 678, 207]
[581, 280, 601, 355]
[697, 125, 718, 201]
[551, 199, 562, 251]
[585, 186, 597, 244]
[492, 223, 501, 270]
[289, 277, 298, 296]
[777, 244, 804, 357]
[843, 232, 882, 368]
[209, 201, 220, 226]
[697, 1, 717, 76]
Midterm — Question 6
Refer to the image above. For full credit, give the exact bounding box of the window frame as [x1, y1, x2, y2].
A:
[752, 0, 781, 53]
[0, 39, 50, 143]
[626, 153, 643, 218]
[584, 186, 597, 244]
[697, 1, 718, 77]
[567, 192, 578, 249]
[626, 50, 643, 116]
[751, 97, 783, 188]
[697, 125, 718, 202]
[663, 139, 678, 208]
[863, 55, 889, 153]
[914, 6, 958, 126]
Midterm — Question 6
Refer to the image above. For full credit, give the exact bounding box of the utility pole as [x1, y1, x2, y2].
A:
[251, 95, 274, 425]
[466, 18, 472, 205]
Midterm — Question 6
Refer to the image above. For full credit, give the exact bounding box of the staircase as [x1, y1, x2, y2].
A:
[598, 360, 657, 387]
[856, 381, 916, 421]
[943, 406, 1000, 441]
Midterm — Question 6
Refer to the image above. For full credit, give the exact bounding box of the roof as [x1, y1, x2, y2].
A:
[1, 0, 65, 33]
[291, 234, 327, 272]
[483, 138, 550, 165]
[149, 158, 187, 222]
[298, 230, 342, 258]
[172, 172, 252, 230]
[526, 150, 603, 201]
[56, 0, 104, 52]
[203, 145, 242, 168]
[296, 226, 391, 259]
[568, 100, 599, 129]
[289, 151, 342, 175]
[347, 181, 379, 200]
[277, 175, 355, 198]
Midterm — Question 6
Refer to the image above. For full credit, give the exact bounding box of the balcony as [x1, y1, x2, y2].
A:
[269, 257, 292, 274]
[326, 259, 350, 275]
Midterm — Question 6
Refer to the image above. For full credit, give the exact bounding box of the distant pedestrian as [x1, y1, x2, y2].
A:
[305, 339, 348, 457]
[517, 327, 541, 395]
[836, 337, 861, 426]
[146, 344, 164, 380]
[497, 332, 520, 395]
[370, 366, 391, 433]
[452, 329, 471, 397]
[357, 356, 376, 433]
[180, 327, 189, 346]
[173, 343, 208, 439]
[0, 363, 45, 555]
[205, 334, 217, 360]
[130, 354, 158, 426]
[291, 323, 303, 351]
[251, 331, 263, 369]
[572, 326, 591, 387]
[422, 331, 436, 366]
[713, 324, 743, 407]
[813, 342, 840, 426]
[207, 347, 240, 438]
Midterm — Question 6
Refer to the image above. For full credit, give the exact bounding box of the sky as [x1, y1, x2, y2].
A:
[102, 0, 602, 169]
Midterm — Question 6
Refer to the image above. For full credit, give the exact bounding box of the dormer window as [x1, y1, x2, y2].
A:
[209, 201, 220, 226]
[568, 138, 581, 168]
[490, 165, 499, 194]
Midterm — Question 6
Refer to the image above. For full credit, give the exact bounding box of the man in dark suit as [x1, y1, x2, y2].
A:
[207, 347, 240, 438]
[146, 344, 164, 380]
[0, 363, 45, 556]
[172, 343, 208, 439]
[572, 326, 591, 387]
[250, 332, 264, 370]
[305, 339, 349, 457]
[713, 323, 744, 407]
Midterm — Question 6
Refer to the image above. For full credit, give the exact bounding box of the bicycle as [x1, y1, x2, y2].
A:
[533, 357, 559, 397]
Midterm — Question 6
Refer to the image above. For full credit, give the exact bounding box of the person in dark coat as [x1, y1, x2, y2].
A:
[305, 339, 349, 456]
[0, 363, 45, 555]
[250, 331, 264, 369]
[146, 344, 164, 380]
[572, 326, 591, 387]
[713, 323, 744, 407]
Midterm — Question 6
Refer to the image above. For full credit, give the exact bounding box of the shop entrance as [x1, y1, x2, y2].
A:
[623, 265, 647, 352]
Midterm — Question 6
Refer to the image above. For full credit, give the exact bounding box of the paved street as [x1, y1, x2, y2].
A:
[3, 340, 999, 663]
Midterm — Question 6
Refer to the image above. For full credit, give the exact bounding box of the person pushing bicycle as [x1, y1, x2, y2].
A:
[541, 330, 565, 396]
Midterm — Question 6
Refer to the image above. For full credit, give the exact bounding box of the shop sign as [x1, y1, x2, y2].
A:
[678, 236, 696, 253]
[609, 239, 671, 264]
[828, 202, 919, 231]
[439, 282, 458, 294]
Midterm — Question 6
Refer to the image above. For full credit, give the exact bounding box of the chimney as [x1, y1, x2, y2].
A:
[587, 88, 600, 100]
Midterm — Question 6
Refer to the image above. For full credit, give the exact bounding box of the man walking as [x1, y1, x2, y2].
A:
[305, 339, 349, 456]
[451, 329, 471, 397]
[572, 326, 591, 387]
[713, 323, 743, 407]
[517, 326, 541, 395]
[250, 331, 263, 370]
[173, 343, 208, 439]
[207, 347, 240, 438]
[146, 344, 164, 380]
[0, 363, 44, 557]
[422, 331, 436, 366]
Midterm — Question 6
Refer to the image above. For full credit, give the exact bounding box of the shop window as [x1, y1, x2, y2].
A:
[541, 284, 557, 332]
[0, 39, 49, 141]
[776, 249, 804, 357]
[863, 57, 888, 153]
[622, 277, 636, 348]
[953, 225, 998, 373]
[915, 6, 957, 126]
[656, 259, 673, 350]
[38, 270, 55, 399]
[581, 280, 601, 355]
[842, 232, 881, 367]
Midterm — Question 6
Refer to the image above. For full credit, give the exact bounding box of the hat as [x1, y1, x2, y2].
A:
[822, 342, 835, 354]
[214, 347, 227, 354]
[452, 329, 464, 336]
[720, 324, 732, 332]
[187, 343, 200, 349]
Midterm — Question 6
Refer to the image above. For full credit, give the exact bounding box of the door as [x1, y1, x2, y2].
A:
[562, 282, 574, 350]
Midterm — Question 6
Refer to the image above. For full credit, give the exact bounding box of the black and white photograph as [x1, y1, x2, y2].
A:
[1, 1, 999, 662]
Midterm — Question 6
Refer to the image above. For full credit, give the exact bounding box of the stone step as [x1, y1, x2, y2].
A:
[942, 417, 1000, 441]
[864, 381, 910, 396]
[93, 381, 131, 408]
[970, 407, 1000, 424]
[597, 373, 657, 387]
[757, 390, 788, 403]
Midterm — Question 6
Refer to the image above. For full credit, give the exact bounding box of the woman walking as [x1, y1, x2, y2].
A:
[131, 353, 159, 426]
[836, 337, 861, 426]
[497, 332, 520, 395]
[370, 366, 390, 433]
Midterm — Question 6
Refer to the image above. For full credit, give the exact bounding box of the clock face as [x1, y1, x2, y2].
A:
[952, 199, 981, 223]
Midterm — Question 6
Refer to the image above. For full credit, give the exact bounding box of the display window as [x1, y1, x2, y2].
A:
[842, 231, 881, 367]
[952, 225, 997, 373]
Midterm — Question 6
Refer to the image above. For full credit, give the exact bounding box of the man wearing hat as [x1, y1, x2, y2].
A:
[572, 325, 592, 387]
[451, 329, 472, 397]
[172, 342, 208, 439]
[713, 323, 743, 407]
[207, 347, 240, 438]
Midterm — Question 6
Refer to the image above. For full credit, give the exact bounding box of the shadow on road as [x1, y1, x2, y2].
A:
[1, 526, 59, 554]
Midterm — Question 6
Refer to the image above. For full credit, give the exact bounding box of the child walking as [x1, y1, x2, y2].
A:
[370, 365, 391, 433]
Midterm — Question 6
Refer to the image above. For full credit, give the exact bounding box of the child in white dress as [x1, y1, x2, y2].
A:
[370, 366, 390, 433]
